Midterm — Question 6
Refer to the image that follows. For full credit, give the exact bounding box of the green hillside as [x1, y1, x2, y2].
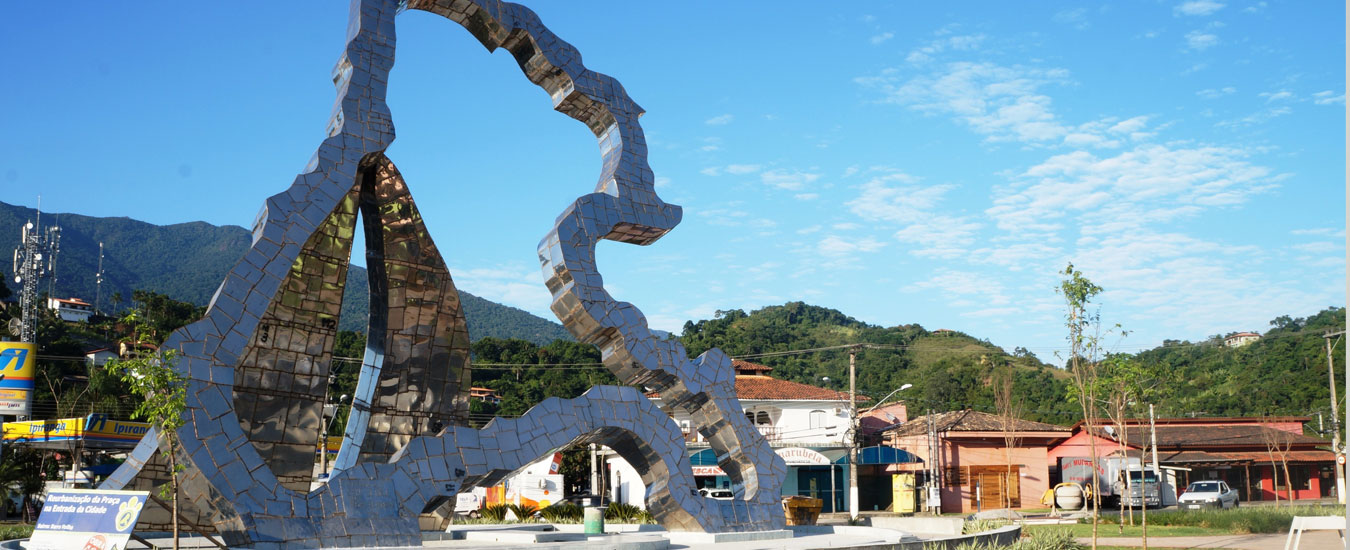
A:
[680, 302, 1081, 424]
[0, 201, 571, 345]
[1133, 306, 1346, 422]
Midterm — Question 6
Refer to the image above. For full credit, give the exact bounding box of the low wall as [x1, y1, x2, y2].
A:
[866, 516, 965, 535]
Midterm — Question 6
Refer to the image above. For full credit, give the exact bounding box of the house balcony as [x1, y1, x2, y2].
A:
[681, 425, 845, 448]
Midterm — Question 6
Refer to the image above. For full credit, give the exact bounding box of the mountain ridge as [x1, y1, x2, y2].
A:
[0, 201, 571, 345]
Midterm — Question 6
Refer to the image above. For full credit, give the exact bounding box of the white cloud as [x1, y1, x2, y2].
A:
[1053, 8, 1089, 28]
[699, 166, 721, 176]
[760, 169, 820, 191]
[450, 265, 554, 321]
[796, 224, 822, 235]
[870, 32, 894, 45]
[725, 164, 762, 175]
[1175, 1, 1225, 16]
[906, 268, 1011, 306]
[794, 193, 820, 201]
[1313, 91, 1346, 105]
[1216, 106, 1291, 127]
[704, 114, 734, 125]
[1185, 30, 1219, 50]
[818, 235, 886, 257]
[1259, 90, 1293, 102]
[988, 143, 1279, 238]
[1196, 86, 1236, 99]
[1108, 116, 1149, 134]
[859, 61, 1081, 145]
[700, 144, 721, 152]
[904, 33, 987, 64]
[654, 176, 671, 188]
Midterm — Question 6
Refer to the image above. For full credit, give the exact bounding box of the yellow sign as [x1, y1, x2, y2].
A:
[2, 414, 151, 449]
[0, 342, 36, 415]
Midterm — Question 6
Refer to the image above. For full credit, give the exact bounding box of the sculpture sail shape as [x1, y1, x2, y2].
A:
[101, 1, 786, 547]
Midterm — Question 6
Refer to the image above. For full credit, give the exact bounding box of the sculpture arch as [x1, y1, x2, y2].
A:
[102, 1, 786, 547]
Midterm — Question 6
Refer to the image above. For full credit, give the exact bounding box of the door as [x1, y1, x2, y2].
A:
[966, 466, 1020, 510]
[894, 473, 917, 514]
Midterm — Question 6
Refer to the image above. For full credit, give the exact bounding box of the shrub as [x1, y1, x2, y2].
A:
[604, 502, 644, 523]
[539, 503, 583, 523]
[480, 504, 510, 522]
[963, 519, 1008, 534]
[0, 524, 34, 541]
[506, 503, 538, 521]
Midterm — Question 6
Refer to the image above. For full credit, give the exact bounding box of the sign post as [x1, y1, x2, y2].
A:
[29, 489, 148, 550]
[0, 342, 36, 417]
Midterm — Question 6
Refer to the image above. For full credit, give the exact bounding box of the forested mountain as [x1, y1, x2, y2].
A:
[680, 302, 1081, 424]
[1132, 307, 1345, 423]
[0, 200, 570, 345]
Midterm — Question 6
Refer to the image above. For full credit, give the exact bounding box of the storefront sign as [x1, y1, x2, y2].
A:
[775, 447, 831, 466]
[2, 414, 150, 448]
[691, 466, 726, 477]
[0, 342, 36, 416]
[29, 489, 148, 550]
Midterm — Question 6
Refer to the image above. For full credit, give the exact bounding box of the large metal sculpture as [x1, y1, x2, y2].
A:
[100, 0, 786, 547]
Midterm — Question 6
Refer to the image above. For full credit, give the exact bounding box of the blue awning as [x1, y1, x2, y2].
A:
[832, 446, 918, 465]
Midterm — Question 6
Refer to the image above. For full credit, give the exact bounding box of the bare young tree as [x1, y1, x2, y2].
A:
[1260, 418, 1296, 507]
[1059, 263, 1124, 550]
[993, 362, 1025, 509]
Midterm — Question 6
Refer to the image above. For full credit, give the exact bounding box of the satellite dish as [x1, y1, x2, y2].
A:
[7, 318, 21, 337]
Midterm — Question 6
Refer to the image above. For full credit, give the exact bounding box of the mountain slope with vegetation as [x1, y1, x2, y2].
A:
[0, 200, 570, 345]
[680, 302, 1080, 424]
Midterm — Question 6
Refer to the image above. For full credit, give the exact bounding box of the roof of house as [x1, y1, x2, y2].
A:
[1070, 416, 1311, 430]
[51, 297, 92, 306]
[1226, 332, 1261, 339]
[645, 360, 861, 401]
[1114, 448, 1335, 464]
[887, 409, 1070, 437]
[1102, 424, 1327, 449]
[730, 376, 853, 401]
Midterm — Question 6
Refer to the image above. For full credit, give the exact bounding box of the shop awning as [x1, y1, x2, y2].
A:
[832, 445, 919, 465]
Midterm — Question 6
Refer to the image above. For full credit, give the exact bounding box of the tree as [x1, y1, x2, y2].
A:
[993, 361, 1024, 509]
[106, 349, 187, 549]
[1260, 419, 1296, 508]
[1058, 263, 1119, 550]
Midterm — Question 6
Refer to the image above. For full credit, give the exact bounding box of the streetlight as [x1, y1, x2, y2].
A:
[849, 376, 912, 521]
[318, 394, 348, 481]
[864, 383, 912, 415]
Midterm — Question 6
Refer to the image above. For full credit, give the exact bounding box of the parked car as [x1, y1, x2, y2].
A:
[1178, 480, 1239, 509]
[698, 489, 734, 500]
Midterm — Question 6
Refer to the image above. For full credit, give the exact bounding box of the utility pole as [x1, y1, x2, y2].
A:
[927, 409, 939, 514]
[1324, 331, 1343, 452]
[847, 346, 859, 521]
[1325, 330, 1346, 506]
[1149, 404, 1160, 477]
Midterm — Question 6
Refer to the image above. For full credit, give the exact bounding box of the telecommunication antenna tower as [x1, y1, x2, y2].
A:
[94, 242, 105, 315]
[11, 208, 61, 343]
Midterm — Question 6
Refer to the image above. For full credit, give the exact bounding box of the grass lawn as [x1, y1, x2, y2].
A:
[1025, 523, 1235, 538]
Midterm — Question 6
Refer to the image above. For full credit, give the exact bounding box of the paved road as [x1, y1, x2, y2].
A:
[1080, 531, 1344, 549]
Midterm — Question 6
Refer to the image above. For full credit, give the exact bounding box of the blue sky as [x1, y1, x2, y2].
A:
[1, 1, 1344, 360]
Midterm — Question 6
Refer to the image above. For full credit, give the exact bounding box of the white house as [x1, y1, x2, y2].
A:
[47, 297, 94, 322]
[84, 348, 119, 367]
[605, 360, 918, 514]
[1223, 332, 1261, 347]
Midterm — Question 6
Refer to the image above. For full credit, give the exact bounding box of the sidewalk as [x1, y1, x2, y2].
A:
[1080, 531, 1344, 549]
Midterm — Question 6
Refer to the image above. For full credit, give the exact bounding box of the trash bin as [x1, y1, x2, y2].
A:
[782, 496, 823, 526]
[583, 506, 605, 534]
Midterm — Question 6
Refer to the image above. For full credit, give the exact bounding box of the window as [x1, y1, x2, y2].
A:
[756, 411, 771, 425]
[809, 410, 827, 429]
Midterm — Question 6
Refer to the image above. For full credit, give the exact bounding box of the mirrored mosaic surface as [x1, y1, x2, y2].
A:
[102, 0, 785, 547]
